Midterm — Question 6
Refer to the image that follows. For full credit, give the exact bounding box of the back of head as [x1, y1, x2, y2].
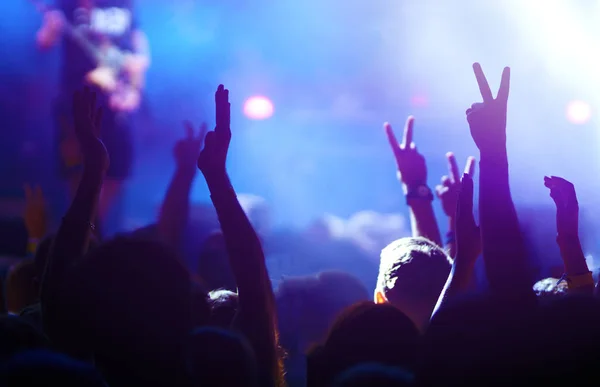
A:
[332, 363, 414, 387]
[376, 237, 451, 325]
[0, 349, 106, 387]
[208, 289, 239, 328]
[187, 327, 258, 387]
[307, 302, 419, 387]
[5, 259, 38, 314]
[276, 271, 369, 354]
[0, 315, 49, 363]
[63, 236, 192, 384]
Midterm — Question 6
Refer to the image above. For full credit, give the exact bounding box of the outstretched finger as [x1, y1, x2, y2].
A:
[384, 122, 400, 154]
[402, 116, 414, 148]
[464, 156, 476, 177]
[497, 66, 511, 103]
[446, 152, 460, 184]
[215, 84, 230, 134]
[473, 63, 494, 103]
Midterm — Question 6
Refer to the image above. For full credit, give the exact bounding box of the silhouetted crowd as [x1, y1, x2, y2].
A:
[1, 66, 599, 387]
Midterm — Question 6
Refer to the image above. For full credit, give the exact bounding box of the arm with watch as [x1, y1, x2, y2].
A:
[544, 176, 594, 295]
[384, 116, 442, 246]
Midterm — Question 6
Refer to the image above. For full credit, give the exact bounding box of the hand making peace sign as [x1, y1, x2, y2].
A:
[467, 63, 510, 157]
[384, 116, 427, 187]
[436, 153, 476, 218]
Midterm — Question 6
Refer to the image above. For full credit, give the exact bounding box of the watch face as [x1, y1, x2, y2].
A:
[418, 186, 430, 196]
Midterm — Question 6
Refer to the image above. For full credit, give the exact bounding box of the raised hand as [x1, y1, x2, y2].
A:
[72, 87, 109, 173]
[467, 63, 510, 158]
[455, 173, 481, 263]
[23, 184, 47, 240]
[544, 176, 579, 238]
[175, 121, 207, 171]
[197, 84, 231, 177]
[384, 116, 427, 186]
[436, 153, 476, 218]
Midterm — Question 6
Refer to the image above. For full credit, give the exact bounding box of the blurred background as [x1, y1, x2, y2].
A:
[1, 0, 600, 271]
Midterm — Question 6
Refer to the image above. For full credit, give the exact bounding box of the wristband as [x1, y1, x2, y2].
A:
[405, 184, 434, 203]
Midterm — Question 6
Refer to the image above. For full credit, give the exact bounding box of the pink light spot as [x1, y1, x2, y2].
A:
[566, 100, 591, 125]
[410, 94, 428, 108]
[243, 96, 274, 120]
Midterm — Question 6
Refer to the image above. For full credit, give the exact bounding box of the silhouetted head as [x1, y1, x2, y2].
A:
[375, 237, 451, 330]
[420, 294, 537, 386]
[187, 327, 258, 387]
[207, 289, 239, 328]
[62, 236, 192, 386]
[332, 363, 414, 387]
[0, 350, 106, 387]
[276, 271, 370, 354]
[5, 259, 38, 314]
[307, 302, 419, 387]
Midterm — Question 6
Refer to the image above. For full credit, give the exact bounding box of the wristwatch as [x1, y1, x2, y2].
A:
[404, 184, 434, 203]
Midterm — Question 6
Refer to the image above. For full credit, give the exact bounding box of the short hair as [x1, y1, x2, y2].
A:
[208, 289, 239, 328]
[376, 237, 452, 303]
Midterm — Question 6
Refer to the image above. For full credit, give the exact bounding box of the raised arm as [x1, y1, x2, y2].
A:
[466, 63, 532, 299]
[157, 122, 206, 250]
[41, 88, 109, 347]
[23, 184, 48, 256]
[384, 117, 442, 246]
[436, 153, 476, 257]
[197, 85, 281, 386]
[543, 176, 593, 295]
[433, 173, 481, 316]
